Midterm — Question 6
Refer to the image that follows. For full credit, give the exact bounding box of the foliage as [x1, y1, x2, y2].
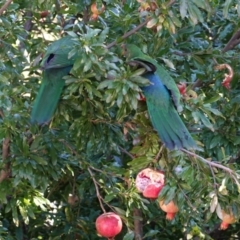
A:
[1, 0, 240, 239]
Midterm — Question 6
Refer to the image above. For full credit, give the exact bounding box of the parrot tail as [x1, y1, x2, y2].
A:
[30, 66, 71, 124]
[147, 101, 197, 150]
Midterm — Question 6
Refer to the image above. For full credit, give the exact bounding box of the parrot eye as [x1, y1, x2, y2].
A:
[47, 53, 55, 63]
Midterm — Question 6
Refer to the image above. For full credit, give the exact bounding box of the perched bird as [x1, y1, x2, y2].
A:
[126, 44, 197, 150]
[31, 36, 77, 124]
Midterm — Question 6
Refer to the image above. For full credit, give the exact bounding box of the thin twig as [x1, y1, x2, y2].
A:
[0, 138, 11, 182]
[209, 164, 218, 192]
[118, 146, 134, 159]
[154, 145, 164, 162]
[0, 0, 13, 15]
[181, 148, 240, 179]
[0, 110, 11, 183]
[19, 10, 33, 51]
[228, 149, 240, 163]
[106, 18, 149, 49]
[59, 139, 78, 155]
[178, 185, 196, 211]
[106, 0, 176, 49]
[222, 29, 240, 53]
[90, 166, 126, 181]
[88, 167, 106, 213]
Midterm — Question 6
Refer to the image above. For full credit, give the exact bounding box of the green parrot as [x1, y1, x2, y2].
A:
[126, 44, 197, 150]
[31, 36, 77, 124]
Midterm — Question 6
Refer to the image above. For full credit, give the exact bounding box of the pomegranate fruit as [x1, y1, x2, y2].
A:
[159, 200, 179, 220]
[40, 10, 49, 18]
[90, 2, 105, 21]
[219, 209, 235, 230]
[135, 168, 165, 199]
[91, 2, 105, 15]
[95, 212, 122, 238]
[177, 82, 186, 95]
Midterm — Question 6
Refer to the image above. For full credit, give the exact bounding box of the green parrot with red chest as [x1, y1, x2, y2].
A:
[126, 44, 197, 150]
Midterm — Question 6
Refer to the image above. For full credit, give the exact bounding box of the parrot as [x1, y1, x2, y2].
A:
[126, 44, 197, 150]
[30, 36, 77, 124]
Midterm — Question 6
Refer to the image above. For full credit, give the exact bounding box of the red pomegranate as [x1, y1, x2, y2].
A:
[135, 168, 165, 199]
[91, 2, 105, 14]
[95, 212, 122, 238]
[219, 209, 235, 230]
[90, 2, 105, 21]
[159, 200, 179, 220]
[40, 10, 49, 18]
[177, 82, 186, 95]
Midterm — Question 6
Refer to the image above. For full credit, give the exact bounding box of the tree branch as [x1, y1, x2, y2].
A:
[0, 110, 11, 183]
[19, 10, 33, 51]
[106, 19, 149, 49]
[222, 29, 240, 53]
[118, 146, 134, 159]
[0, 0, 13, 15]
[106, 0, 176, 49]
[154, 145, 164, 162]
[133, 208, 143, 240]
[88, 167, 106, 213]
[181, 149, 240, 182]
[228, 149, 240, 164]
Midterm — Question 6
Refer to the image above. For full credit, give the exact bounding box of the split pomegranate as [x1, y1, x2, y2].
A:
[220, 210, 235, 230]
[90, 2, 105, 20]
[95, 212, 122, 238]
[159, 200, 179, 220]
[135, 168, 165, 199]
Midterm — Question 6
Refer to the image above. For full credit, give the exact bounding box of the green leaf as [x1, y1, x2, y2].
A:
[113, 207, 126, 216]
[131, 76, 150, 86]
[97, 80, 112, 89]
[192, 0, 211, 12]
[143, 230, 159, 238]
[169, 11, 182, 27]
[209, 135, 221, 149]
[104, 193, 116, 203]
[67, 31, 78, 37]
[123, 231, 135, 240]
[146, 18, 158, 29]
[83, 59, 92, 72]
[31, 155, 48, 165]
[204, 94, 221, 104]
[180, 0, 188, 19]
[187, 2, 199, 24]
[194, 111, 214, 131]
[223, 0, 233, 18]
[128, 157, 153, 171]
